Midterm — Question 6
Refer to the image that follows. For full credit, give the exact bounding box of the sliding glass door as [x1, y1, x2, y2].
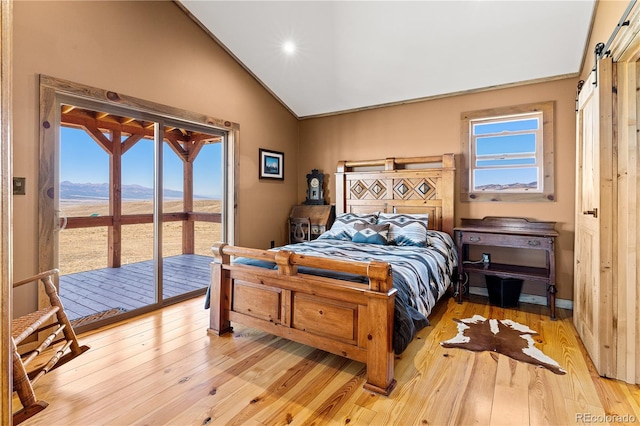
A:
[55, 99, 227, 331]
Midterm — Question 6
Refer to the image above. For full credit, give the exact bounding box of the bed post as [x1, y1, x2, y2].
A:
[208, 243, 233, 336]
[363, 261, 397, 395]
[441, 153, 456, 235]
[335, 161, 346, 214]
[363, 292, 397, 395]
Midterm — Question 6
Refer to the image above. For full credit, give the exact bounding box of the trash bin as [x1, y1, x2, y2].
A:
[485, 275, 523, 308]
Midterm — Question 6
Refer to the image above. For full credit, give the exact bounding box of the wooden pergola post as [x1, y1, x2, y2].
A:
[182, 136, 207, 255]
[183, 151, 194, 254]
[109, 129, 122, 268]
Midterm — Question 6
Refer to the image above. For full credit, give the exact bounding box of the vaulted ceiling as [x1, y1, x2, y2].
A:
[178, 1, 596, 119]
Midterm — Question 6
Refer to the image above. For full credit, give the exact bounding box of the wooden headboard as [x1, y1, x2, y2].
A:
[335, 154, 455, 235]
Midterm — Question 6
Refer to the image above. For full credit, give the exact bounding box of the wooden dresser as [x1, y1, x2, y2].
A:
[289, 205, 335, 243]
[454, 216, 558, 319]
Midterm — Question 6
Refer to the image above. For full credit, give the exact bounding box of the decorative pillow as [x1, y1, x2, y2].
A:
[377, 213, 429, 246]
[352, 223, 390, 245]
[317, 212, 378, 241]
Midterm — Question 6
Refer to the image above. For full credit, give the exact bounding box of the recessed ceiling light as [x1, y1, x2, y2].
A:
[283, 40, 296, 55]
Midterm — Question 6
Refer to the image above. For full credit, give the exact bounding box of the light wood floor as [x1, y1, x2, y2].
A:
[15, 295, 640, 425]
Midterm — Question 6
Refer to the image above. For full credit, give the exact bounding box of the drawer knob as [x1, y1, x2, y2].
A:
[528, 240, 541, 246]
[469, 236, 481, 242]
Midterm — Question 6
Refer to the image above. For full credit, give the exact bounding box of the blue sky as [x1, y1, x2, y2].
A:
[60, 127, 223, 198]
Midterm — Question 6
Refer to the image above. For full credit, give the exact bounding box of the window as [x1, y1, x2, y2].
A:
[472, 113, 542, 192]
[461, 102, 554, 202]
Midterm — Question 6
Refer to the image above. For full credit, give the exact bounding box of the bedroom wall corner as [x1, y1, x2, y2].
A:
[298, 78, 577, 302]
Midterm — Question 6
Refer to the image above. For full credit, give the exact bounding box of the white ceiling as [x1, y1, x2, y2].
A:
[179, 1, 596, 118]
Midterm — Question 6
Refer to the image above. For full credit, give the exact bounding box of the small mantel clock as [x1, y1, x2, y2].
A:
[304, 169, 325, 205]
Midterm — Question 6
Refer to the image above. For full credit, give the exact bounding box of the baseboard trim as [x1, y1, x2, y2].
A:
[468, 287, 573, 310]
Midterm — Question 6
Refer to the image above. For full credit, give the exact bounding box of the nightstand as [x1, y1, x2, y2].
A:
[454, 217, 558, 319]
[289, 205, 335, 244]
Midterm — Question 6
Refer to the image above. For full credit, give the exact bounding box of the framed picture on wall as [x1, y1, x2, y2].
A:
[259, 148, 284, 180]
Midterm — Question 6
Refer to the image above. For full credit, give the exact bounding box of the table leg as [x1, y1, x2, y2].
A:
[457, 274, 464, 303]
[548, 284, 557, 320]
[455, 231, 465, 304]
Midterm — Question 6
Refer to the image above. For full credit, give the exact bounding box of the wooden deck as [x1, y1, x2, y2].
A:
[59, 254, 212, 322]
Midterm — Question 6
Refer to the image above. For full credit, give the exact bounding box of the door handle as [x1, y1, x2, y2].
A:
[583, 208, 598, 218]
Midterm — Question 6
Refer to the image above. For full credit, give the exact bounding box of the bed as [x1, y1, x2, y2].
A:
[207, 154, 456, 395]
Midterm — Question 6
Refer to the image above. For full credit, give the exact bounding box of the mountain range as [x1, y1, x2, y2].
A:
[475, 182, 538, 191]
[59, 181, 207, 200]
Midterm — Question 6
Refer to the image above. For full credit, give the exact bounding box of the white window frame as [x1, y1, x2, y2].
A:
[461, 101, 554, 202]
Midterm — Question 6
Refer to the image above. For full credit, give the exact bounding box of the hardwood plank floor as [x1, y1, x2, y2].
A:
[14, 295, 640, 425]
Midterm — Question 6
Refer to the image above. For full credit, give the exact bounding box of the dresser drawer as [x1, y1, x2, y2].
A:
[459, 232, 551, 249]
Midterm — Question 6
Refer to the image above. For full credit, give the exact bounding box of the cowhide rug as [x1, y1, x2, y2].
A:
[440, 315, 566, 375]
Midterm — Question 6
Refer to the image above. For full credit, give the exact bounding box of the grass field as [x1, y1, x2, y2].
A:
[59, 199, 222, 275]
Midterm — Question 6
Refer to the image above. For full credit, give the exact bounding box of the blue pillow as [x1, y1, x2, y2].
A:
[377, 213, 429, 246]
[318, 212, 378, 241]
[352, 223, 390, 245]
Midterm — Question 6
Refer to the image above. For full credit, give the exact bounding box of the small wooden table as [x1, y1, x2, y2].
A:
[289, 205, 335, 244]
[454, 217, 559, 319]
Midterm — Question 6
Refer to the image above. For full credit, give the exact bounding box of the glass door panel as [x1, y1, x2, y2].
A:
[161, 124, 224, 302]
[58, 125, 110, 279]
[56, 102, 227, 330]
[120, 136, 158, 311]
[121, 136, 155, 266]
[162, 132, 180, 302]
[58, 105, 160, 329]
[193, 141, 224, 255]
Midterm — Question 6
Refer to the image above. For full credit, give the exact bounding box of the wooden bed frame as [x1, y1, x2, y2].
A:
[208, 154, 455, 395]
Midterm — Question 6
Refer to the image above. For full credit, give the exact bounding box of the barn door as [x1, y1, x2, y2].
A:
[574, 57, 615, 377]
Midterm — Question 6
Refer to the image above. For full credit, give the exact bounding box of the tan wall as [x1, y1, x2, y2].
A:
[299, 80, 578, 301]
[12, 1, 298, 316]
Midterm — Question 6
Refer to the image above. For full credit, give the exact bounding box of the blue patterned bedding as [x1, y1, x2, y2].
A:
[230, 231, 458, 354]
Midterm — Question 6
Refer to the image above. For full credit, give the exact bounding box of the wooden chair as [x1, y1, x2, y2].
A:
[12, 269, 89, 424]
[289, 217, 311, 243]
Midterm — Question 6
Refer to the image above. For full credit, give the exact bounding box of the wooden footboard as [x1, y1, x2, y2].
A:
[208, 243, 398, 395]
